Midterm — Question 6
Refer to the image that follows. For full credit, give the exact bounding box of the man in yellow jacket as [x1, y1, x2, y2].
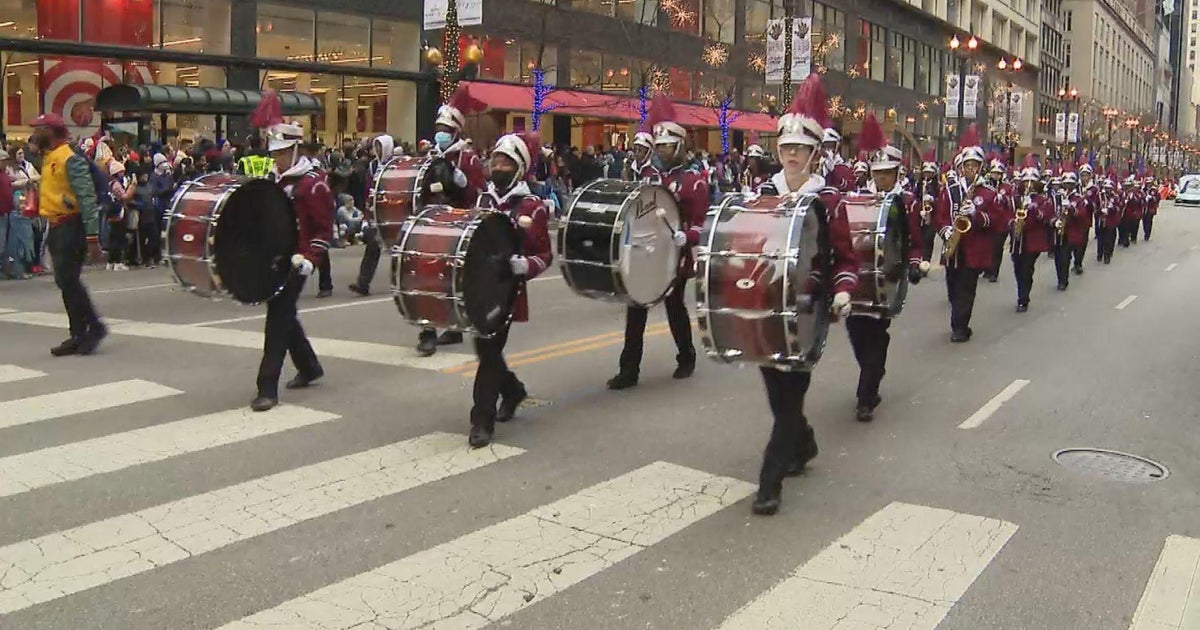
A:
[32, 114, 106, 356]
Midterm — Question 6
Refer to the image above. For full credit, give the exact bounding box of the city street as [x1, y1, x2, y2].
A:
[0, 204, 1197, 630]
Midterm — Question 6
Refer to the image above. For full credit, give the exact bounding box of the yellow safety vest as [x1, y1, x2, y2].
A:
[38, 143, 79, 223]
[239, 155, 275, 178]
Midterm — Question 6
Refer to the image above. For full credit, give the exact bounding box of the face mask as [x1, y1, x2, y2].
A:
[490, 170, 515, 190]
[434, 132, 454, 150]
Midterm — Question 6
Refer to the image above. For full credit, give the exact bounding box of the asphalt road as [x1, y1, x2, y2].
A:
[0, 204, 1197, 630]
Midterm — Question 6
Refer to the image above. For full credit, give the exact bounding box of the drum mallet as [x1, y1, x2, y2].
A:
[655, 207, 678, 233]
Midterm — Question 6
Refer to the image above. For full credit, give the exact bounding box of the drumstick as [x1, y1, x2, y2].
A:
[655, 207, 678, 233]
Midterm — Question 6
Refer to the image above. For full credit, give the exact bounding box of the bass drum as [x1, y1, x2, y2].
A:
[165, 173, 295, 304]
[558, 179, 681, 307]
[843, 192, 908, 317]
[392, 206, 519, 338]
[370, 156, 427, 247]
[696, 193, 830, 371]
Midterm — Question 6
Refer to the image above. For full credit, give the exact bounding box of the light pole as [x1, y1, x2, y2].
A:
[997, 57, 1022, 164]
[948, 31, 979, 141]
[1124, 117, 1139, 170]
[1101, 107, 1119, 169]
[1057, 84, 1079, 159]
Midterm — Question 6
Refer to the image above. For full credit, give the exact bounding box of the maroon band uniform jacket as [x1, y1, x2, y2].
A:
[476, 181, 553, 323]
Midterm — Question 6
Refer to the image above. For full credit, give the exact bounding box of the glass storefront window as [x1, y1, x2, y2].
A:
[257, 2, 315, 61]
[372, 18, 420, 71]
[573, 0, 611, 16]
[886, 32, 901, 86]
[0, 0, 39, 41]
[745, 0, 783, 39]
[821, 3, 845, 71]
[317, 12, 371, 66]
[503, 39, 554, 82]
[571, 49, 603, 89]
[157, 0, 232, 55]
[703, 0, 736, 44]
[601, 54, 634, 92]
[869, 24, 885, 82]
[902, 37, 916, 90]
[617, 0, 659, 25]
[668, 0, 700, 36]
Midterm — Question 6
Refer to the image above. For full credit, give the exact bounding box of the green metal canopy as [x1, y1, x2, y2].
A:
[94, 85, 323, 115]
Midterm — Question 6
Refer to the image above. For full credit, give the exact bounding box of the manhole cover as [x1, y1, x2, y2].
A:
[1052, 448, 1168, 482]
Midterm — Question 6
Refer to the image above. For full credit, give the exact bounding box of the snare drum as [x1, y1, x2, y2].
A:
[558, 179, 681, 307]
[370, 156, 428, 247]
[696, 193, 831, 371]
[165, 173, 295, 304]
[843, 192, 909, 317]
[392, 206, 520, 337]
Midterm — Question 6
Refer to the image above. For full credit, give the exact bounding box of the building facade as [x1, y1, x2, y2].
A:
[1062, 0, 1155, 113]
[1037, 0, 1067, 143]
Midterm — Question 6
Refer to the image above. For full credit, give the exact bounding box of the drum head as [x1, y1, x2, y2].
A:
[880, 199, 909, 315]
[461, 212, 520, 336]
[213, 180, 296, 304]
[789, 197, 830, 366]
[619, 184, 681, 306]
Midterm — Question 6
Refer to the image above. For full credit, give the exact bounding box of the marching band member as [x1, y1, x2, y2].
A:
[982, 155, 1012, 282]
[1074, 162, 1098, 274]
[933, 125, 1001, 343]
[844, 113, 927, 422]
[851, 159, 870, 191]
[1010, 159, 1053, 312]
[249, 91, 333, 412]
[1119, 172, 1143, 247]
[467, 133, 553, 448]
[1050, 165, 1081, 291]
[916, 150, 940, 261]
[740, 143, 770, 192]
[624, 130, 658, 182]
[1097, 170, 1121, 264]
[1142, 175, 1159, 241]
[607, 95, 704, 390]
[820, 128, 856, 192]
[752, 75, 859, 515]
[348, 133, 397, 298]
[416, 86, 489, 357]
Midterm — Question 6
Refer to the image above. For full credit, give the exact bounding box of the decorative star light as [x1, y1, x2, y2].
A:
[649, 67, 671, 93]
[699, 88, 719, 107]
[747, 53, 766, 72]
[703, 43, 729, 68]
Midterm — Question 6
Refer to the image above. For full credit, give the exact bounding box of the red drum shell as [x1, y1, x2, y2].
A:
[394, 205, 470, 330]
[372, 156, 426, 247]
[842, 193, 881, 306]
[166, 173, 240, 298]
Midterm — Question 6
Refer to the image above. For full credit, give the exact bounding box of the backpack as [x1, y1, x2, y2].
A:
[85, 159, 113, 217]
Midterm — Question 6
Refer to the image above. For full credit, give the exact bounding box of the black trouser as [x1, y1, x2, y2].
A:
[1071, 237, 1088, 270]
[1052, 242, 1071, 287]
[758, 367, 814, 489]
[256, 275, 322, 398]
[1011, 251, 1039, 306]
[845, 316, 890, 407]
[139, 220, 160, 264]
[920, 224, 937, 262]
[471, 324, 522, 427]
[106, 222, 127, 264]
[1099, 226, 1117, 262]
[985, 232, 1007, 279]
[1143, 214, 1155, 239]
[945, 262, 981, 333]
[316, 250, 333, 292]
[31, 218, 44, 266]
[46, 216, 102, 340]
[355, 226, 383, 289]
[618, 276, 694, 376]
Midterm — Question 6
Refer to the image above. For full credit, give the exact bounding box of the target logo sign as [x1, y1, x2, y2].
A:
[39, 57, 123, 130]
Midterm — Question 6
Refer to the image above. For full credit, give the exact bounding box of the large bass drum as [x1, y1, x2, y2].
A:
[370, 156, 428, 247]
[558, 179, 681, 307]
[392, 206, 520, 337]
[696, 193, 830, 371]
[165, 173, 295, 304]
[843, 192, 909, 317]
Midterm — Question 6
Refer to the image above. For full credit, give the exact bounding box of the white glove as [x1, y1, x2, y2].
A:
[922, 194, 935, 203]
[918, 260, 931, 273]
[453, 168, 468, 189]
[832, 291, 852, 317]
[290, 254, 314, 277]
[672, 230, 688, 247]
[430, 182, 444, 193]
[959, 202, 977, 217]
[510, 255, 529, 277]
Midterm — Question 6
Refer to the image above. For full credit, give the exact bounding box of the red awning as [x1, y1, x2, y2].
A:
[461, 81, 777, 134]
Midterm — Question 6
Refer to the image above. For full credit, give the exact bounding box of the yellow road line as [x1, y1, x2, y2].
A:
[441, 322, 670, 375]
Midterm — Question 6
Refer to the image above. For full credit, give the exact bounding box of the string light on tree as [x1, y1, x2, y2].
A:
[637, 83, 650, 128]
[717, 91, 740, 154]
[439, 0, 462, 104]
[530, 67, 558, 132]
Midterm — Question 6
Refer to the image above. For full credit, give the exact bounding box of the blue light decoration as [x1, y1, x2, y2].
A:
[717, 92, 740, 154]
[637, 84, 650, 129]
[531, 67, 558, 132]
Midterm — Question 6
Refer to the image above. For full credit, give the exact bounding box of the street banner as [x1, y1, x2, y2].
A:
[765, 19, 786, 85]
[790, 18, 813, 81]
[424, 0, 483, 30]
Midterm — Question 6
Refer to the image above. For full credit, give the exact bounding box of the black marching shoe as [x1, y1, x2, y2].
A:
[416, 330, 438, 357]
[751, 481, 783, 516]
[50, 338, 80, 357]
[496, 386, 527, 423]
[855, 396, 882, 423]
[437, 331, 464, 345]
[316, 289, 333, 298]
[468, 422, 494, 448]
[286, 366, 324, 390]
[672, 353, 696, 379]
[76, 323, 108, 356]
[1073, 266, 1083, 275]
[950, 329, 971, 343]
[348, 283, 369, 297]
[1015, 302, 1029, 313]
[250, 396, 279, 412]
[1103, 257, 1112, 264]
[606, 372, 639, 390]
[1056, 282, 1068, 291]
[985, 274, 998, 283]
[786, 425, 819, 476]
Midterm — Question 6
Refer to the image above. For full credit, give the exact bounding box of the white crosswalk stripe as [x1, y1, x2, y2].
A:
[0, 379, 182, 430]
[0, 432, 522, 614]
[217, 461, 755, 630]
[0, 365, 45, 384]
[1129, 535, 1200, 630]
[715, 502, 1019, 630]
[0, 405, 339, 499]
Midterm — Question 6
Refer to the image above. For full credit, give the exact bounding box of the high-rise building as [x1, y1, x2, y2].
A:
[1062, 0, 1156, 111]
[1039, 0, 1068, 143]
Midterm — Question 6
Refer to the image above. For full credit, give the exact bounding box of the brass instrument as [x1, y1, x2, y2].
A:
[1013, 180, 1032, 235]
[1052, 190, 1068, 239]
[943, 173, 975, 259]
[919, 179, 933, 225]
